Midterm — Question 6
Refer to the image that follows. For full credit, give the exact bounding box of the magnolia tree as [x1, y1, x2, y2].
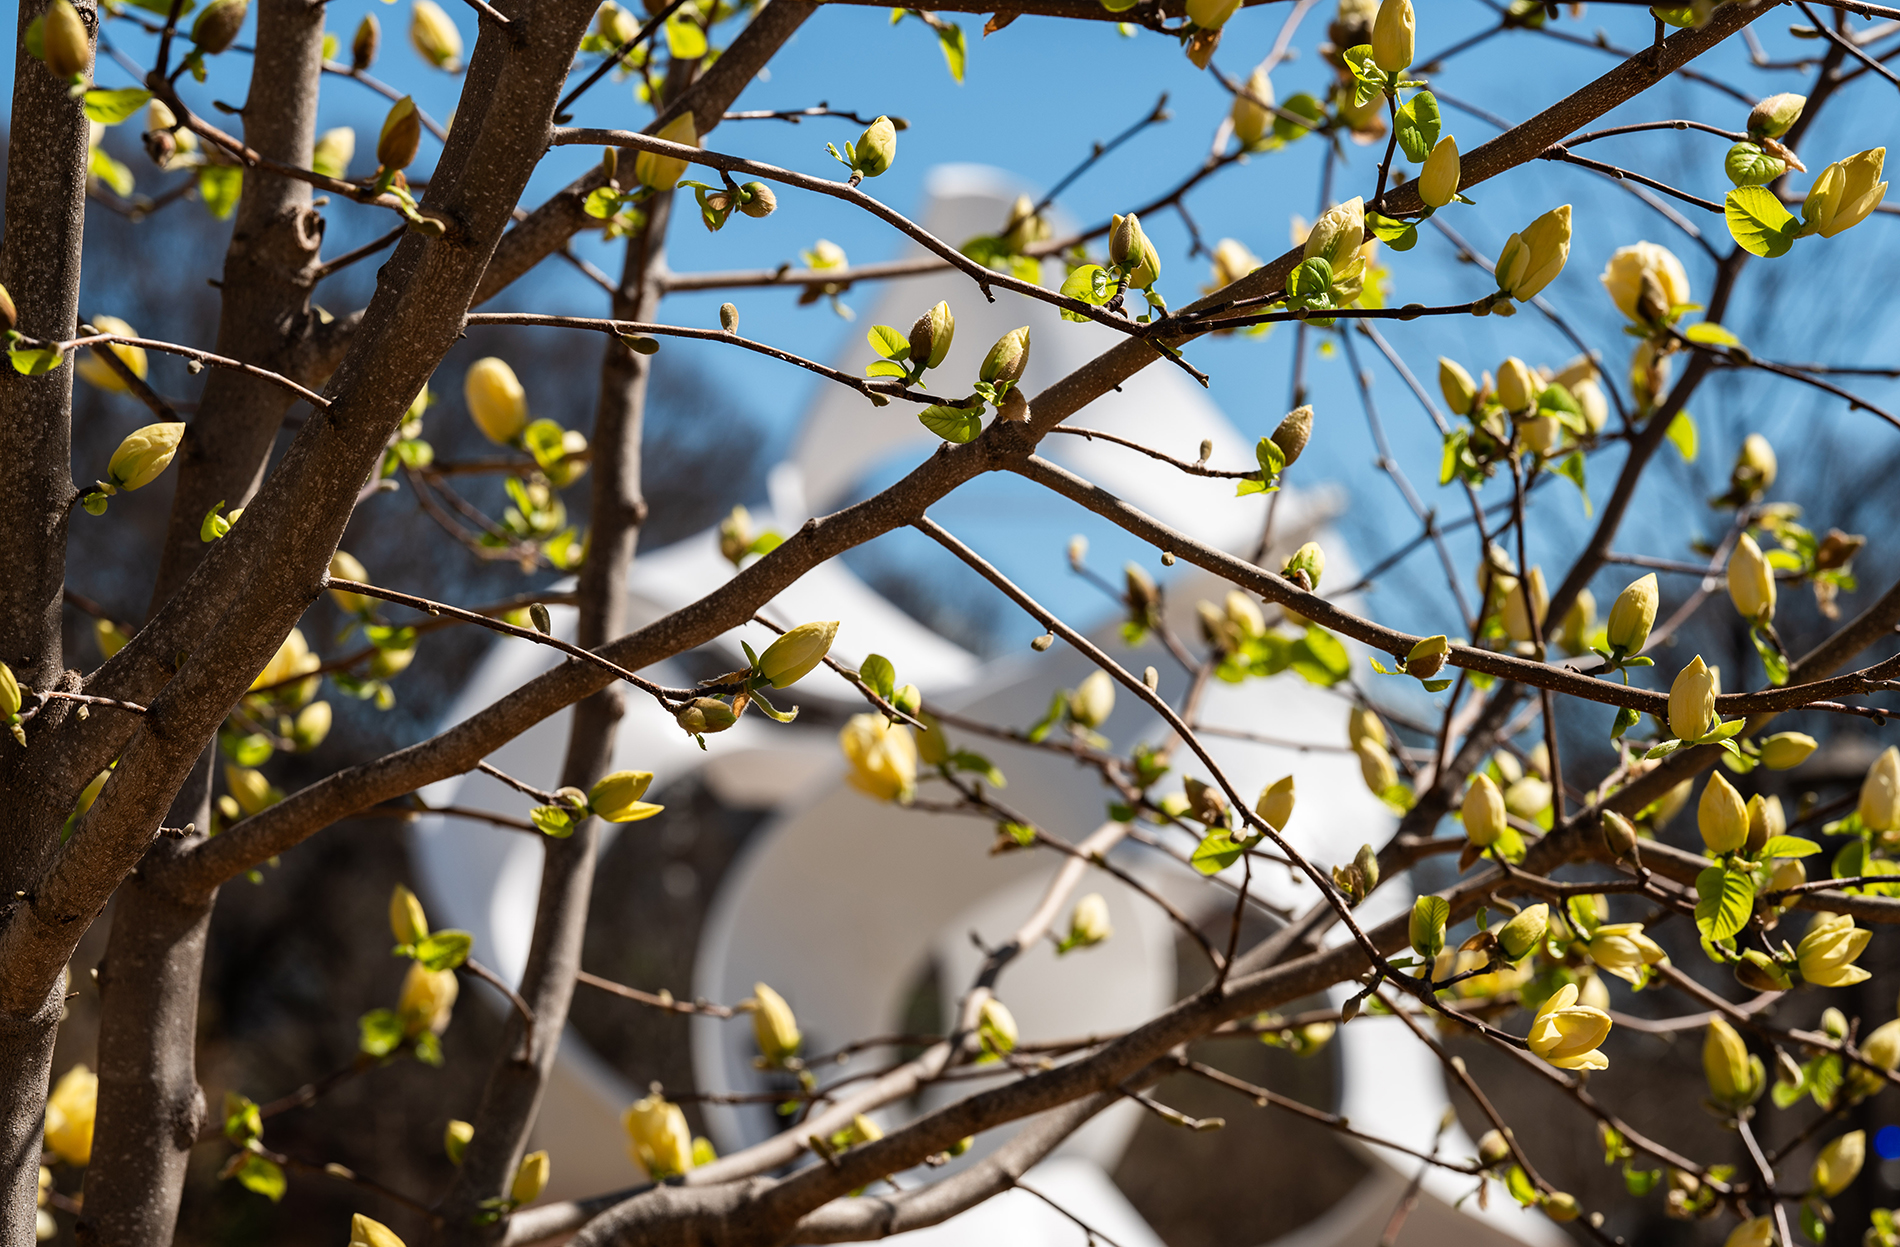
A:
[4, 0, 1900, 1242]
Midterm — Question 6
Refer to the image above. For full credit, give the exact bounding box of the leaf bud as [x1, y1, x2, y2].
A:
[1271, 404, 1313, 467]
[107, 422, 186, 492]
[1606, 573, 1658, 654]
[1734, 949, 1789, 994]
[1747, 92, 1805, 139]
[750, 981, 801, 1066]
[1438, 356, 1477, 415]
[1353, 843, 1380, 894]
[1255, 774, 1294, 831]
[443, 1119, 473, 1165]
[853, 115, 897, 178]
[377, 96, 422, 171]
[634, 111, 698, 192]
[907, 300, 955, 370]
[1726, 533, 1776, 623]
[892, 683, 922, 719]
[1668, 655, 1717, 742]
[588, 770, 663, 823]
[719, 303, 739, 333]
[1477, 1129, 1511, 1168]
[1419, 135, 1460, 208]
[464, 357, 528, 444]
[408, 0, 463, 71]
[1409, 895, 1446, 960]
[1371, 0, 1414, 73]
[977, 996, 1018, 1055]
[1281, 541, 1324, 591]
[1601, 809, 1639, 860]
[738, 181, 776, 218]
[1497, 903, 1549, 961]
[1822, 1007, 1849, 1041]
[677, 697, 738, 736]
[352, 13, 381, 69]
[1697, 771, 1748, 854]
[979, 326, 1031, 385]
[44, 0, 92, 79]
[757, 620, 838, 688]
[192, 0, 249, 55]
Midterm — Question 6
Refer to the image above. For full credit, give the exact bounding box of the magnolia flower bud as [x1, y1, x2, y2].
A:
[464, 357, 528, 444]
[757, 621, 839, 688]
[1501, 567, 1548, 644]
[1186, 0, 1240, 29]
[1271, 405, 1314, 467]
[1066, 893, 1112, 949]
[623, 1094, 695, 1181]
[1724, 1218, 1775, 1247]
[738, 181, 776, 218]
[1669, 656, 1717, 742]
[1348, 707, 1386, 752]
[1600, 241, 1690, 326]
[76, 315, 148, 393]
[1355, 739, 1397, 796]
[1766, 856, 1805, 897]
[588, 770, 662, 822]
[0, 663, 21, 722]
[106, 422, 186, 493]
[1528, 983, 1611, 1070]
[1303, 196, 1366, 278]
[1726, 533, 1776, 622]
[350, 1214, 406, 1247]
[1477, 1129, 1511, 1168]
[42, 1065, 96, 1167]
[751, 982, 801, 1066]
[369, 642, 414, 678]
[443, 1119, 473, 1164]
[1494, 204, 1572, 301]
[353, 13, 381, 68]
[1068, 670, 1115, 729]
[1694, 771, 1749, 855]
[1438, 357, 1477, 415]
[1371, 0, 1413, 72]
[1353, 843, 1380, 895]
[324, 550, 371, 614]
[1409, 895, 1446, 960]
[409, 0, 463, 70]
[1256, 775, 1295, 831]
[1808, 1130, 1865, 1200]
[677, 697, 739, 737]
[1730, 433, 1778, 501]
[1599, 810, 1638, 862]
[397, 961, 458, 1036]
[1802, 147, 1887, 238]
[0, 285, 15, 334]
[907, 301, 955, 370]
[1230, 67, 1274, 147]
[192, 0, 248, 55]
[1282, 541, 1325, 591]
[1588, 922, 1668, 984]
[1799, 911, 1872, 987]
[1745, 793, 1784, 853]
[1852, 1018, 1900, 1099]
[635, 112, 698, 192]
[1859, 746, 1900, 832]
[1497, 903, 1548, 961]
[980, 327, 1031, 386]
[840, 712, 917, 802]
[1748, 92, 1805, 139]
[377, 96, 422, 171]
[312, 127, 356, 181]
[1543, 1193, 1580, 1223]
[1461, 773, 1506, 848]
[1558, 588, 1596, 656]
[1419, 136, 1461, 208]
[852, 115, 897, 178]
[44, 0, 91, 78]
[1496, 357, 1536, 412]
[1704, 1016, 1764, 1107]
[977, 996, 1018, 1054]
[511, 1150, 550, 1205]
[1406, 634, 1449, 680]
[1107, 213, 1161, 288]
[1606, 573, 1658, 655]
[390, 884, 429, 947]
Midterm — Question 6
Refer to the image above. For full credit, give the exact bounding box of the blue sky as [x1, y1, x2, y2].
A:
[33, 0, 1900, 659]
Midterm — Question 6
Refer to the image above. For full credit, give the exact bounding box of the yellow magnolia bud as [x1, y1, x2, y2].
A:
[1728, 432, 1777, 502]
[1543, 1193, 1581, 1223]
[510, 1150, 549, 1205]
[1605, 573, 1658, 654]
[191, 0, 247, 53]
[1504, 776, 1551, 822]
[1704, 1016, 1764, 1106]
[751, 981, 801, 1066]
[1600, 241, 1690, 325]
[1697, 771, 1748, 854]
[0, 286, 14, 335]
[1477, 1130, 1511, 1167]
[623, 1094, 695, 1180]
[409, 0, 463, 70]
[1348, 706, 1387, 752]
[1766, 856, 1805, 896]
[1852, 1018, 1900, 1099]
[1527, 983, 1611, 1070]
[328, 550, 371, 614]
[223, 764, 275, 818]
[1207, 238, 1261, 292]
[369, 642, 415, 679]
[464, 358, 528, 445]
[376, 96, 421, 171]
[1438, 357, 1477, 415]
[1803, 148, 1887, 238]
[1225, 591, 1265, 638]
[1726, 533, 1776, 622]
[44, 0, 92, 78]
[1812, 1130, 1866, 1197]
[444, 1119, 473, 1164]
[1303, 196, 1366, 280]
[352, 13, 381, 69]
[1065, 892, 1112, 949]
[1497, 903, 1548, 961]
[977, 996, 1018, 1055]
[676, 697, 738, 737]
[1799, 911, 1872, 987]
[1283, 541, 1325, 591]
[588, 770, 662, 823]
[1256, 775, 1295, 831]
[350, 1214, 407, 1247]
[397, 961, 458, 1037]
[312, 127, 355, 180]
[1355, 739, 1397, 796]
[252, 627, 319, 693]
[1759, 731, 1816, 771]
[1559, 588, 1595, 656]
[635, 112, 698, 192]
[1186, 0, 1240, 30]
[1502, 566, 1548, 644]
[1069, 670, 1115, 729]
[1494, 204, 1572, 301]
[1461, 773, 1506, 848]
[1746, 793, 1785, 852]
[906, 301, 955, 370]
[1370, 0, 1414, 72]
[840, 713, 917, 803]
[853, 115, 896, 178]
[1725, 1218, 1775, 1247]
[980, 326, 1031, 386]
[104, 421, 184, 493]
[43, 1065, 97, 1166]
[1859, 745, 1900, 832]
[0, 662, 21, 721]
[1230, 68, 1273, 146]
[76, 315, 149, 393]
[390, 884, 429, 947]
[1748, 92, 1806, 139]
[1271, 405, 1314, 467]
[757, 621, 839, 688]
[1588, 922, 1667, 984]
[1669, 656, 1717, 742]
[1419, 135, 1460, 208]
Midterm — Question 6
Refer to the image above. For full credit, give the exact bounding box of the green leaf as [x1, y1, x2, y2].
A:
[864, 358, 908, 379]
[918, 404, 982, 444]
[1001, 820, 1036, 846]
[233, 1154, 286, 1202]
[1758, 835, 1820, 859]
[1192, 830, 1246, 875]
[1693, 866, 1755, 942]
[230, 733, 272, 767]
[583, 186, 623, 219]
[1750, 625, 1789, 686]
[1290, 626, 1349, 686]
[1665, 411, 1697, 462]
[530, 804, 574, 837]
[415, 929, 473, 971]
[867, 324, 909, 359]
[1366, 212, 1418, 250]
[935, 21, 966, 83]
[664, 11, 707, 58]
[358, 1008, 404, 1057]
[1273, 92, 1324, 143]
[1553, 451, 1591, 515]
[1611, 705, 1640, 741]
[198, 164, 243, 219]
[84, 87, 154, 125]
[9, 342, 64, 376]
[223, 1093, 263, 1144]
[90, 146, 135, 197]
[1623, 1166, 1662, 1197]
[1684, 321, 1741, 348]
[413, 1030, 444, 1067]
[1724, 141, 1785, 188]
[1724, 185, 1798, 258]
[859, 653, 896, 701]
[1025, 689, 1065, 743]
[949, 749, 1005, 788]
[1393, 90, 1440, 163]
[1504, 1164, 1537, 1207]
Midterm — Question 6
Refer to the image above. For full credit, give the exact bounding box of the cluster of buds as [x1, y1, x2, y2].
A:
[1330, 842, 1379, 904]
[1438, 351, 1607, 486]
